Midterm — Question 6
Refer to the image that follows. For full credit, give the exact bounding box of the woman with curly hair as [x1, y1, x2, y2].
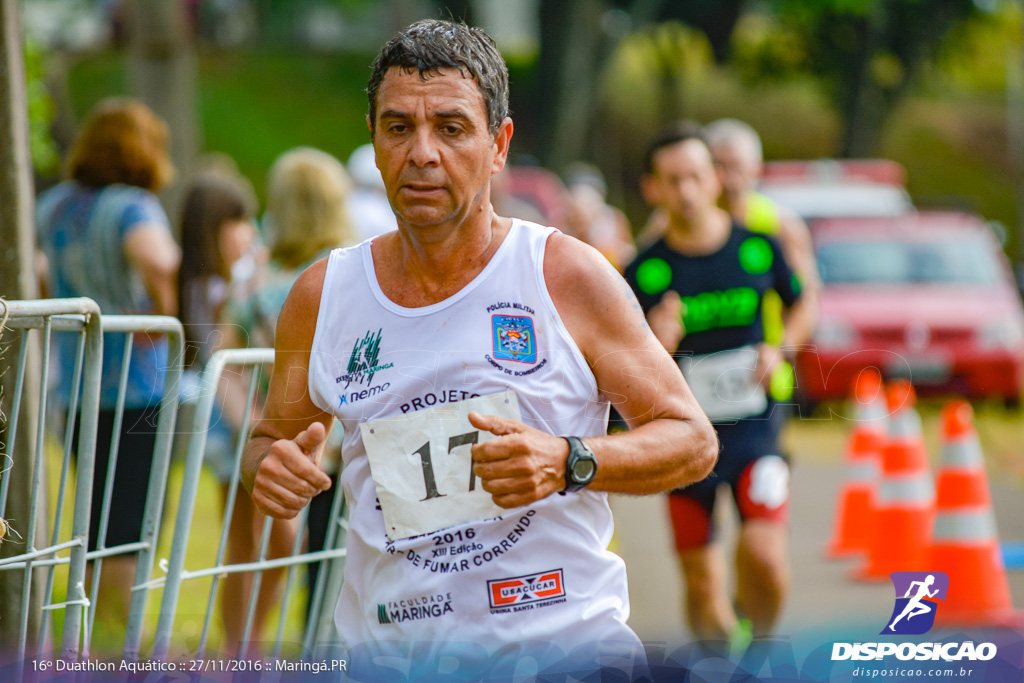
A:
[36, 98, 181, 638]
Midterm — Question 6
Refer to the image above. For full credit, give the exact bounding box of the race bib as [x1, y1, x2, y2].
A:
[360, 390, 521, 541]
[679, 345, 767, 422]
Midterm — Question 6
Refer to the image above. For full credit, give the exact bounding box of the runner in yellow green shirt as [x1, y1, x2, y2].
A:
[704, 118, 820, 404]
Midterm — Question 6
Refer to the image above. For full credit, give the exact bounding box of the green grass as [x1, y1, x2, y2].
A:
[41, 436, 310, 658]
[65, 49, 377, 202]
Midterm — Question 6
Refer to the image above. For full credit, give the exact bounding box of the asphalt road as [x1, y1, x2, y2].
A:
[612, 444, 1024, 644]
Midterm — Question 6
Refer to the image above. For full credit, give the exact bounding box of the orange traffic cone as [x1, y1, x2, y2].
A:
[853, 380, 934, 581]
[825, 369, 888, 558]
[929, 401, 1021, 628]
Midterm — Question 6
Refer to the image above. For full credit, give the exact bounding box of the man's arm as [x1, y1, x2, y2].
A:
[471, 233, 717, 508]
[241, 259, 334, 519]
[776, 208, 819, 349]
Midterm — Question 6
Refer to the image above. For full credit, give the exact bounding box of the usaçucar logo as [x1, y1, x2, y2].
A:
[881, 571, 949, 635]
[488, 569, 565, 608]
[492, 315, 536, 364]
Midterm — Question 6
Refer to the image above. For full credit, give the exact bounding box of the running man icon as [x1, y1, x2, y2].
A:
[882, 571, 949, 635]
[889, 575, 939, 630]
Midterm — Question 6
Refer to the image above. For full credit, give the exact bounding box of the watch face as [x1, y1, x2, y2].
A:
[572, 458, 596, 482]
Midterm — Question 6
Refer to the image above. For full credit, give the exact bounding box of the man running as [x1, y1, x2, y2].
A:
[241, 20, 717, 675]
[625, 121, 814, 642]
[704, 118, 819, 410]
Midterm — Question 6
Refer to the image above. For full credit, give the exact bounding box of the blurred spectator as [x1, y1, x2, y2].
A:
[175, 167, 275, 655]
[178, 170, 259, 372]
[493, 162, 570, 228]
[219, 147, 358, 645]
[35, 98, 180, 640]
[346, 143, 396, 241]
[175, 166, 261, 482]
[563, 162, 635, 272]
[490, 166, 548, 225]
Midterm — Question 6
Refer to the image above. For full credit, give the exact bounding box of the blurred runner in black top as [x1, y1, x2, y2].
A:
[623, 121, 813, 644]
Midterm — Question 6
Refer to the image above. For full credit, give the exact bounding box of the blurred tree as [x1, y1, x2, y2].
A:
[532, 0, 749, 169]
[646, 0, 747, 63]
[128, 0, 200, 221]
[768, 0, 981, 156]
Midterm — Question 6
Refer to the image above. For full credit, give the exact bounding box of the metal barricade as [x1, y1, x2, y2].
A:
[149, 347, 348, 661]
[0, 300, 183, 670]
[0, 298, 101, 672]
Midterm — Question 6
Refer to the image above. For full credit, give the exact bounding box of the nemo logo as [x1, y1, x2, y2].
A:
[488, 569, 565, 608]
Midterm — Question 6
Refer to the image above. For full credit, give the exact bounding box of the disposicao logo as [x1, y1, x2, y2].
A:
[882, 571, 948, 635]
[831, 570, 998, 662]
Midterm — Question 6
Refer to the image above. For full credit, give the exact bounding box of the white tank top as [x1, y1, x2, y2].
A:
[308, 220, 639, 655]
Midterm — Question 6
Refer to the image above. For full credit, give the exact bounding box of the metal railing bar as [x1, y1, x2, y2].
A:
[61, 298, 103, 658]
[86, 331, 134, 640]
[198, 365, 262, 657]
[1, 541, 149, 570]
[122, 315, 183, 662]
[2, 315, 88, 332]
[18, 319, 52, 666]
[303, 483, 347, 654]
[135, 547, 348, 591]
[272, 503, 311, 658]
[237, 517, 274, 660]
[0, 298, 101, 319]
[37, 330, 86, 653]
[0, 539, 83, 568]
[151, 347, 273, 659]
[0, 330, 30, 518]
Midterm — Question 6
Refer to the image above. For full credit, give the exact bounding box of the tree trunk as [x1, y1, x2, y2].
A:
[838, 9, 886, 158]
[128, 0, 199, 227]
[0, 0, 45, 652]
[662, 0, 746, 64]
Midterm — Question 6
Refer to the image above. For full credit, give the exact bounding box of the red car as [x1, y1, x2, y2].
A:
[760, 159, 914, 224]
[795, 213, 1024, 404]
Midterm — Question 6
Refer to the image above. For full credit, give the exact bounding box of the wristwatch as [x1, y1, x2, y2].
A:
[563, 436, 598, 492]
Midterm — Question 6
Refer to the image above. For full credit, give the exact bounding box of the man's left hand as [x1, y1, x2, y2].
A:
[468, 411, 570, 508]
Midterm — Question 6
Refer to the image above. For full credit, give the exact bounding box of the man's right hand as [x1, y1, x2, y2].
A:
[251, 422, 332, 519]
[647, 290, 686, 352]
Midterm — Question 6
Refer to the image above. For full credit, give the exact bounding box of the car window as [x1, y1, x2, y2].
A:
[817, 237, 1000, 286]
[760, 183, 914, 220]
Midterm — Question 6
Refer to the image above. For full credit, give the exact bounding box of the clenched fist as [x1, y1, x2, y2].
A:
[251, 421, 332, 519]
[469, 411, 571, 509]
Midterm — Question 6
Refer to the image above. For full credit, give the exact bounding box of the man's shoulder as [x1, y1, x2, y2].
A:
[543, 232, 631, 319]
[543, 230, 610, 282]
[291, 255, 331, 301]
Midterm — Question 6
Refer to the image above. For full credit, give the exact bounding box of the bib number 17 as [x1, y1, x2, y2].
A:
[414, 431, 479, 501]
[360, 390, 521, 540]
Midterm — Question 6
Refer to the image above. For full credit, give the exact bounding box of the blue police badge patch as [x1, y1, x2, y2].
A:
[492, 315, 537, 364]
